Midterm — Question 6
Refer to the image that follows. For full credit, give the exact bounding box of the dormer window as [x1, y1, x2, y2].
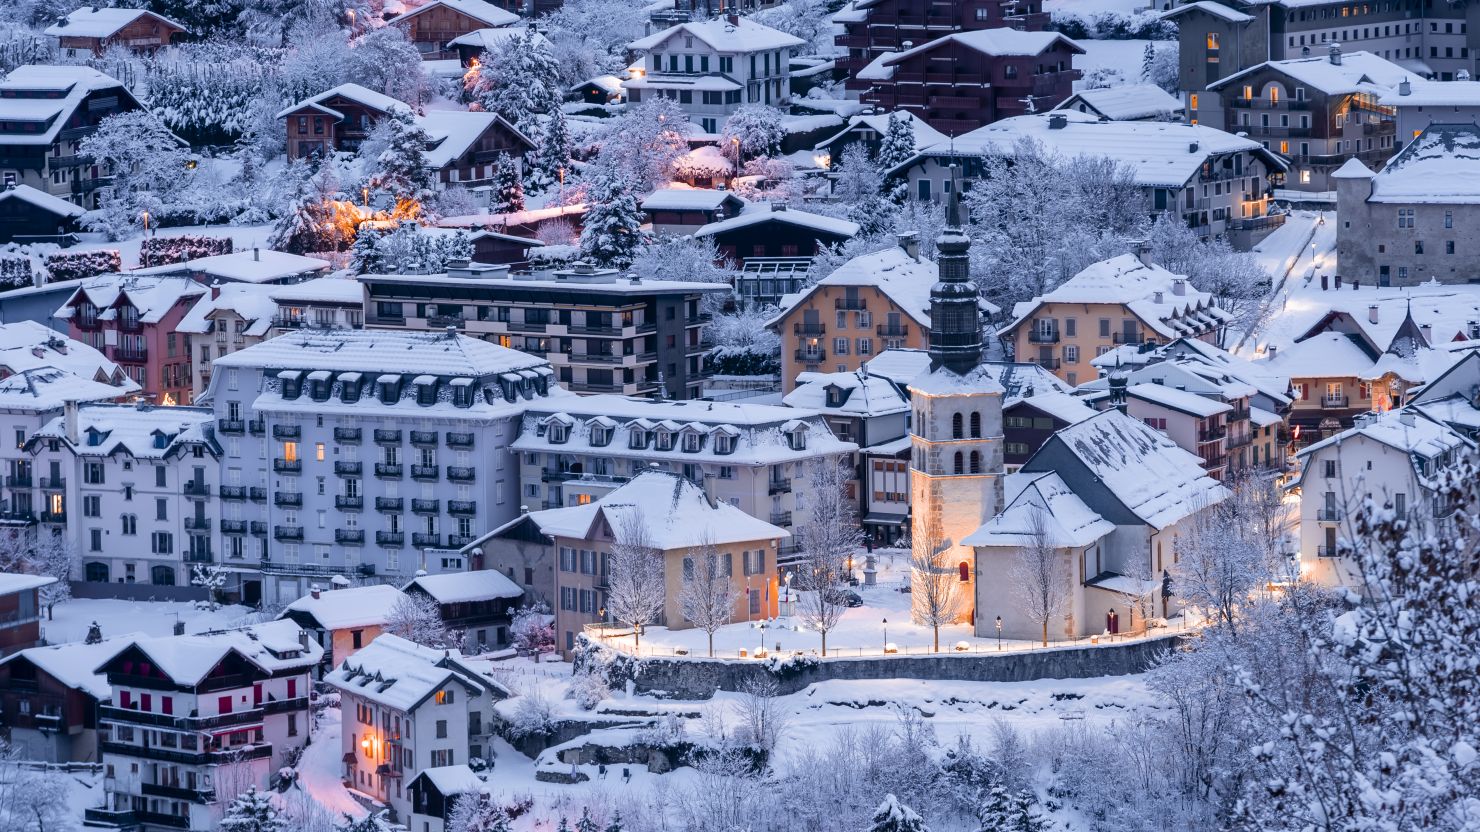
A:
[549, 424, 569, 444]
[451, 379, 474, 408]
[784, 422, 808, 451]
[825, 385, 845, 408]
[629, 428, 649, 450]
[415, 377, 437, 407]
[85, 427, 104, 446]
[340, 373, 362, 403]
[714, 434, 736, 455]
[681, 431, 704, 453]
[655, 430, 674, 451]
[378, 376, 401, 405]
[309, 371, 331, 402]
[500, 378, 517, 402]
[591, 426, 613, 447]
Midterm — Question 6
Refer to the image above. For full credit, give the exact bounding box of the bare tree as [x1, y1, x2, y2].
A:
[677, 537, 739, 657]
[0, 529, 73, 618]
[1012, 508, 1069, 646]
[735, 676, 789, 754]
[385, 592, 462, 650]
[909, 514, 962, 652]
[192, 563, 228, 612]
[1173, 491, 1267, 634]
[605, 509, 666, 649]
[794, 458, 862, 656]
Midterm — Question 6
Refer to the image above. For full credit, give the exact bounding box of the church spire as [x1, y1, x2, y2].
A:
[928, 165, 981, 374]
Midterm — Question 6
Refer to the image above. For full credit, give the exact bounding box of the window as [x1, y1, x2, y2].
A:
[434, 688, 454, 705]
[1397, 208, 1415, 228]
[1447, 241, 1455, 255]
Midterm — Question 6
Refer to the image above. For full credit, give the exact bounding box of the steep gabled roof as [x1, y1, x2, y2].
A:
[1209, 49, 1409, 97]
[859, 29, 1082, 82]
[0, 65, 134, 146]
[963, 471, 1113, 549]
[275, 83, 411, 121]
[96, 620, 323, 686]
[325, 633, 504, 712]
[629, 16, 804, 54]
[43, 7, 187, 38]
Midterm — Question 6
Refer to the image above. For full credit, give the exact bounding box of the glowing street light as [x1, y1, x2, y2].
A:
[995, 615, 1002, 651]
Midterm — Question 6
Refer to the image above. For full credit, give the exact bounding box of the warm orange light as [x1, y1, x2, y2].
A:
[360, 737, 370, 751]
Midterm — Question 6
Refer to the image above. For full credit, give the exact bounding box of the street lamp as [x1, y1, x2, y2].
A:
[995, 615, 1002, 651]
[882, 617, 888, 654]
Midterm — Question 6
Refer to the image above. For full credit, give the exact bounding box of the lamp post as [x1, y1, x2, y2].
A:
[995, 615, 1002, 651]
[882, 617, 888, 654]
[731, 136, 741, 184]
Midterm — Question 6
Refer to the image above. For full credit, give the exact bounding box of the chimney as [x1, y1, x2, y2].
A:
[64, 399, 79, 444]
[726, 11, 739, 26]
[252, 247, 260, 261]
[1268, 345, 1278, 358]
[1047, 113, 1068, 130]
[210, 279, 221, 300]
[897, 231, 919, 261]
[311, 584, 321, 599]
[1153, 290, 1164, 304]
[1131, 239, 1152, 266]
[1420, 323, 1432, 343]
[1172, 278, 1187, 297]
[173, 620, 185, 636]
[1368, 304, 1379, 324]
[1188, 141, 1199, 153]
[1399, 78, 1412, 96]
[1329, 43, 1342, 65]
[299, 629, 310, 650]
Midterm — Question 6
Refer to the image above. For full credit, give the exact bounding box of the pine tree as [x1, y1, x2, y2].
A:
[270, 163, 350, 255]
[975, 783, 1013, 831]
[604, 812, 624, 832]
[466, 32, 561, 128]
[876, 113, 916, 203]
[868, 794, 928, 832]
[492, 154, 525, 214]
[1009, 789, 1049, 832]
[578, 173, 645, 267]
[1141, 42, 1156, 84]
[574, 808, 600, 832]
[368, 111, 436, 216]
[848, 195, 898, 238]
[556, 818, 572, 832]
[336, 812, 391, 832]
[219, 786, 286, 832]
[528, 108, 573, 195]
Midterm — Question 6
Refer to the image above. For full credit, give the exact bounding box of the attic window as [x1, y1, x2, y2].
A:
[714, 434, 735, 455]
[500, 378, 517, 402]
[378, 376, 401, 405]
[548, 424, 569, 444]
[282, 379, 301, 400]
[85, 427, 104, 446]
[628, 428, 649, 450]
[153, 431, 170, 450]
[451, 378, 474, 408]
[415, 376, 438, 406]
[340, 373, 362, 404]
[825, 386, 844, 408]
[591, 426, 613, 447]
[654, 430, 674, 451]
[682, 431, 704, 453]
[788, 427, 807, 451]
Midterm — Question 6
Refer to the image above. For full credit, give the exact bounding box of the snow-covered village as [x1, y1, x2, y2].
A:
[0, 0, 1476, 830]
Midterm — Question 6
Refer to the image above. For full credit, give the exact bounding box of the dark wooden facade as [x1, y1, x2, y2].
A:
[470, 230, 542, 269]
[0, 188, 80, 244]
[1003, 399, 1080, 469]
[836, 0, 1049, 87]
[697, 213, 856, 262]
[282, 94, 398, 161]
[54, 13, 186, 55]
[0, 651, 102, 762]
[0, 584, 43, 656]
[391, 3, 503, 60]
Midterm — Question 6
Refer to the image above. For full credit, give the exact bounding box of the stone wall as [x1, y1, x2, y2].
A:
[588, 634, 1184, 700]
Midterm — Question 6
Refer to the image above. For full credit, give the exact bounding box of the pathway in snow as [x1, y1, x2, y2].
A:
[41, 597, 255, 644]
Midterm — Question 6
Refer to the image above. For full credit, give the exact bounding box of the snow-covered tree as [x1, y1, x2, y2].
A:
[876, 114, 916, 203]
[336, 811, 393, 832]
[491, 154, 525, 214]
[269, 162, 356, 254]
[219, 786, 287, 832]
[720, 104, 786, 166]
[677, 538, 739, 657]
[630, 235, 733, 311]
[352, 223, 472, 273]
[868, 794, 928, 832]
[909, 515, 961, 653]
[831, 144, 883, 206]
[466, 32, 561, 128]
[1141, 41, 1179, 94]
[0, 751, 74, 832]
[735, 677, 787, 754]
[79, 110, 193, 239]
[578, 172, 646, 267]
[574, 808, 600, 832]
[192, 563, 228, 612]
[447, 792, 510, 832]
[386, 592, 462, 650]
[510, 602, 555, 654]
[527, 108, 573, 195]
[795, 458, 862, 656]
[540, 0, 649, 89]
[1012, 508, 1069, 646]
[589, 100, 690, 193]
[347, 27, 424, 106]
[361, 110, 435, 218]
[750, 0, 833, 53]
[605, 509, 666, 649]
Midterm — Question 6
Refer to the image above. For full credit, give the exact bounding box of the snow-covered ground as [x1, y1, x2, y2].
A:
[40, 597, 256, 644]
[69, 223, 275, 271]
[1073, 39, 1158, 90]
[1046, 0, 1154, 14]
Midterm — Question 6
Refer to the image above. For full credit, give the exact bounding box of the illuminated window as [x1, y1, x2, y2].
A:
[283, 441, 298, 462]
[1189, 93, 1199, 110]
[315, 442, 325, 461]
[1269, 86, 1280, 103]
[1243, 85, 1254, 100]
[575, 493, 592, 505]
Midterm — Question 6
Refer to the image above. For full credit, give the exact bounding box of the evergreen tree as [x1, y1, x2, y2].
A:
[1009, 790, 1050, 832]
[1141, 42, 1156, 85]
[574, 808, 600, 832]
[365, 110, 436, 217]
[219, 786, 286, 832]
[604, 811, 624, 832]
[269, 164, 349, 254]
[528, 108, 573, 195]
[578, 173, 645, 267]
[876, 113, 916, 203]
[975, 783, 1014, 831]
[556, 818, 572, 832]
[336, 811, 391, 832]
[848, 195, 897, 238]
[446, 792, 510, 832]
[868, 794, 928, 832]
[466, 32, 561, 128]
[492, 154, 525, 214]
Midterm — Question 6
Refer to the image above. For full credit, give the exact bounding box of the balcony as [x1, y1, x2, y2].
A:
[446, 432, 474, 448]
[335, 495, 363, 510]
[219, 485, 246, 500]
[41, 510, 65, 524]
[334, 427, 362, 443]
[375, 463, 403, 478]
[248, 419, 265, 435]
[334, 461, 362, 476]
[274, 525, 304, 541]
[834, 297, 867, 311]
[447, 466, 475, 482]
[184, 480, 209, 497]
[410, 431, 438, 445]
[507, 321, 547, 333]
[1317, 545, 1339, 558]
[376, 531, 405, 547]
[769, 511, 792, 525]
[218, 419, 245, 434]
[793, 323, 826, 336]
[1227, 431, 1254, 449]
[448, 500, 477, 515]
[274, 492, 303, 508]
[768, 479, 792, 495]
[250, 521, 267, 536]
[794, 349, 827, 364]
[1321, 394, 1350, 408]
[374, 429, 402, 444]
[273, 459, 302, 474]
[100, 740, 273, 767]
[411, 498, 440, 514]
[40, 476, 64, 490]
[1033, 357, 1060, 370]
[410, 464, 440, 480]
[448, 534, 476, 547]
[427, 314, 465, 329]
[335, 529, 365, 545]
[249, 487, 267, 502]
[5, 473, 32, 488]
[1197, 425, 1227, 443]
[1111, 332, 1145, 345]
[114, 346, 148, 363]
[1227, 407, 1250, 422]
[876, 324, 909, 338]
[1317, 508, 1345, 522]
[184, 517, 211, 531]
[375, 497, 404, 512]
[141, 782, 216, 804]
[221, 519, 247, 534]
[412, 532, 441, 547]
[101, 705, 264, 732]
[571, 352, 625, 364]
[272, 425, 301, 440]
[85, 808, 138, 827]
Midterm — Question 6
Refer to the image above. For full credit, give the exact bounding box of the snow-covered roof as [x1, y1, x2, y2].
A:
[1032, 409, 1228, 530]
[1363, 123, 1480, 205]
[31, 403, 217, 459]
[519, 470, 788, 549]
[964, 471, 1113, 549]
[402, 570, 523, 604]
[176, 287, 273, 338]
[43, 7, 187, 38]
[629, 16, 805, 54]
[908, 361, 1008, 397]
[325, 633, 497, 712]
[0, 65, 132, 146]
[1210, 49, 1410, 97]
[100, 619, 323, 686]
[139, 249, 331, 284]
[640, 188, 743, 212]
[1006, 254, 1233, 340]
[0, 367, 134, 412]
[275, 83, 411, 120]
[412, 765, 486, 796]
[1018, 391, 1098, 424]
[1160, 1, 1254, 24]
[858, 29, 1082, 82]
[0, 320, 128, 384]
[280, 584, 408, 631]
[772, 246, 936, 329]
[393, 0, 519, 28]
[447, 26, 548, 51]
[267, 275, 370, 305]
[1055, 84, 1184, 121]
[695, 206, 859, 240]
[814, 111, 948, 154]
[901, 110, 1284, 188]
[1126, 382, 1232, 418]
[1380, 78, 1480, 107]
[0, 184, 85, 218]
[1263, 331, 1378, 379]
[419, 110, 534, 167]
[1298, 406, 1473, 462]
[55, 273, 206, 326]
[0, 571, 57, 595]
[213, 328, 547, 377]
[861, 349, 934, 387]
[0, 636, 128, 699]
[783, 369, 911, 417]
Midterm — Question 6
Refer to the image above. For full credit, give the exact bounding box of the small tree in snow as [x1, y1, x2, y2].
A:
[794, 458, 862, 656]
[1141, 41, 1179, 94]
[337, 811, 393, 832]
[79, 110, 193, 239]
[386, 592, 462, 650]
[362, 111, 436, 218]
[527, 108, 574, 195]
[876, 114, 916, 203]
[735, 676, 787, 754]
[578, 172, 646, 268]
[192, 563, 228, 612]
[347, 27, 425, 106]
[868, 794, 928, 832]
[491, 154, 525, 214]
[720, 104, 786, 167]
[269, 162, 355, 255]
[605, 509, 666, 649]
[910, 514, 962, 653]
[219, 786, 287, 832]
[1012, 508, 1069, 646]
[510, 602, 555, 654]
[466, 32, 561, 129]
[446, 791, 510, 832]
[677, 538, 739, 657]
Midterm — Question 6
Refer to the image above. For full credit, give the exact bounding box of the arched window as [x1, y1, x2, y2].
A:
[84, 562, 109, 583]
[951, 412, 963, 439]
[958, 562, 970, 582]
[969, 450, 981, 473]
[953, 451, 964, 474]
[151, 565, 176, 586]
[970, 411, 982, 438]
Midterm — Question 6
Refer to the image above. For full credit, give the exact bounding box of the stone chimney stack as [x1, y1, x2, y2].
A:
[64, 399, 78, 444]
